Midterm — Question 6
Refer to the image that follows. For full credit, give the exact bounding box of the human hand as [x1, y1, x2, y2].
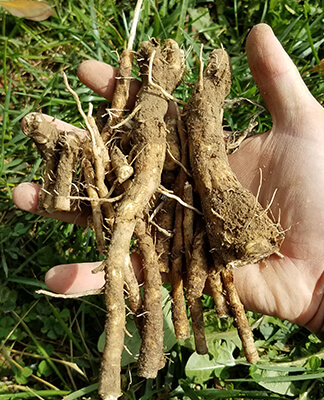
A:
[230, 24, 324, 336]
[13, 24, 324, 335]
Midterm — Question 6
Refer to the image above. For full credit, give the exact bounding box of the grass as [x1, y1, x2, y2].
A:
[1, 0, 324, 399]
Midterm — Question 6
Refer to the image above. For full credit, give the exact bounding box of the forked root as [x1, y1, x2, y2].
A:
[185, 48, 284, 362]
[98, 38, 185, 396]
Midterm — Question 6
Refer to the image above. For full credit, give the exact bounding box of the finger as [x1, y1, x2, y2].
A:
[45, 253, 143, 294]
[246, 23, 321, 127]
[45, 262, 104, 294]
[77, 60, 141, 109]
[12, 182, 90, 225]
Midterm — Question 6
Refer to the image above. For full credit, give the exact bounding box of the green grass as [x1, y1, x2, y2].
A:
[1, 0, 324, 399]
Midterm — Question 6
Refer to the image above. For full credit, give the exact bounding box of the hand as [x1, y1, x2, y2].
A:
[13, 24, 324, 335]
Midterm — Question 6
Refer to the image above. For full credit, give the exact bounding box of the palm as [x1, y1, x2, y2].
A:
[230, 98, 324, 332]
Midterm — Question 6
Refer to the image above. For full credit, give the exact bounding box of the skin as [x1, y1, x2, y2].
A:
[12, 24, 324, 336]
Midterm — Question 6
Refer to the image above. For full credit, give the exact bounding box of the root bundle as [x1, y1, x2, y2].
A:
[26, 39, 284, 400]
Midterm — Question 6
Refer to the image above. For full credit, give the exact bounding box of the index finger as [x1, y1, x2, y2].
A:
[77, 60, 141, 109]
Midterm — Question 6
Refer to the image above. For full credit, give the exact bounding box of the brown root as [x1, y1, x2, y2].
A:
[82, 158, 106, 253]
[101, 49, 134, 145]
[207, 265, 230, 318]
[183, 181, 195, 266]
[23, 113, 61, 212]
[189, 298, 208, 355]
[186, 222, 209, 354]
[53, 132, 81, 212]
[154, 195, 176, 273]
[185, 50, 284, 268]
[135, 218, 165, 378]
[110, 146, 134, 184]
[169, 108, 191, 340]
[170, 200, 190, 339]
[185, 48, 284, 362]
[98, 257, 125, 400]
[124, 257, 143, 319]
[221, 267, 259, 363]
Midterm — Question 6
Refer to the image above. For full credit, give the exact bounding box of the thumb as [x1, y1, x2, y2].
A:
[44, 254, 144, 295]
[246, 24, 318, 129]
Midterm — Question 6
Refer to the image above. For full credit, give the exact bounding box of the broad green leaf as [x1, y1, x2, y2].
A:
[179, 380, 285, 399]
[37, 359, 52, 378]
[0, 0, 54, 21]
[185, 340, 237, 383]
[307, 356, 321, 372]
[185, 353, 218, 383]
[15, 362, 33, 385]
[250, 368, 296, 396]
[187, 7, 216, 45]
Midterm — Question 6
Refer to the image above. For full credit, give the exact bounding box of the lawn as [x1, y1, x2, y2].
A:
[1, 0, 324, 399]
